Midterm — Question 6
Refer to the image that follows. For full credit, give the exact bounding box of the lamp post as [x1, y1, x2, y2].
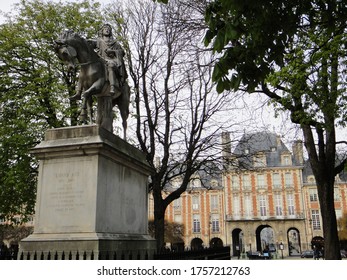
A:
[279, 242, 284, 259]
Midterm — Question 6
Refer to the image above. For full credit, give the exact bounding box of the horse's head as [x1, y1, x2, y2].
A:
[54, 30, 99, 73]
[54, 30, 82, 72]
[54, 38, 78, 73]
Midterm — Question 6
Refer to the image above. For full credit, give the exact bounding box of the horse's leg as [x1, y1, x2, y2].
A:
[122, 118, 127, 140]
[70, 76, 83, 101]
[82, 78, 106, 99]
[118, 84, 130, 140]
[80, 95, 88, 124]
[87, 96, 93, 124]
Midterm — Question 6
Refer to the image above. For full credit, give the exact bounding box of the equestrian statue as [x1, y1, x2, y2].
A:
[54, 24, 130, 140]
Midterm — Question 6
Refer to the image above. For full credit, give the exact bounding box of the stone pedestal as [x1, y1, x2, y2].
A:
[19, 125, 156, 259]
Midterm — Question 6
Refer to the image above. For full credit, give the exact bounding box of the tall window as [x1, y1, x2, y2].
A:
[309, 189, 318, 202]
[257, 174, 266, 189]
[233, 195, 241, 219]
[210, 195, 219, 211]
[192, 196, 199, 210]
[284, 172, 292, 187]
[173, 197, 181, 210]
[334, 188, 340, 201]
[287, 193, 295, 216]
[211, 214, 220, 233]
[273, 173, 281, 189]
[259, 195, 267, 217]
[232, 175, 240, 190]
[311, 210, 321, 230]
[275, 193, 283, 216]
[193, 214, 201, 233]
[242, 174, 251, 190]
[244, 194, 252, 218]
[174, 214, 182, 223]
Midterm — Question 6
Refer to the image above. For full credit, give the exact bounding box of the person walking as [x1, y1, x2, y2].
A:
[314, 247, 320, 260]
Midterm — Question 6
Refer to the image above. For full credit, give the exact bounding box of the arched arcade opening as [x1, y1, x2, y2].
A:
[190, 238, 203, 250]
[210, 237, 223, 248]
[287, 228, 302, 255]
[256, 225, 275, 253]
[231, 228, 244, 256]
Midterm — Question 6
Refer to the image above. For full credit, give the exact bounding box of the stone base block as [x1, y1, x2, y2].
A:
[19, 233, 156, 260]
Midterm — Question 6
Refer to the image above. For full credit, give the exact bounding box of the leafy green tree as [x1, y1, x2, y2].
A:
[0, 0, 103, 223]
[204, 0, 347, 259]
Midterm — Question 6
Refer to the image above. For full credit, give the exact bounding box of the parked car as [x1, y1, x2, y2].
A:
[247, 251, 271, 260]
[268, 244, 276, 252]
[301, 250, 324, 258]
[301, 250, 314, 258]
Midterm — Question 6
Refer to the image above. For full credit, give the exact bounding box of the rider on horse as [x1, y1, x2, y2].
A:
[70, 23, 127, 101]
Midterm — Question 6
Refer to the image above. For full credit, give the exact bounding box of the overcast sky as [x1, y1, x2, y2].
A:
[0, 0, 19, 19]
[0, 0, 113, 23]
[0, 0, 346, 147]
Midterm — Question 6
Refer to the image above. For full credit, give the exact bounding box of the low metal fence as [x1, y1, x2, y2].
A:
[154, 246, 231, 260]
[1, 246, 230, 260]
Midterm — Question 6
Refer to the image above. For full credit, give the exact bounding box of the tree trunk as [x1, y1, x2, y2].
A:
[152, 181, 166, 252]
[154, 207, 165, 252]
[302, 124, 341, 259]
[316, 179, 341, 259]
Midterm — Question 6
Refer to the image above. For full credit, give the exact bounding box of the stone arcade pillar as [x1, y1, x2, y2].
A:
[19, 125, 156, 259]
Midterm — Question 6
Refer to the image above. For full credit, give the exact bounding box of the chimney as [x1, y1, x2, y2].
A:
[276, 134, 282, 147]
[221, 131, 231, 158]
[292, 140, 304, 165]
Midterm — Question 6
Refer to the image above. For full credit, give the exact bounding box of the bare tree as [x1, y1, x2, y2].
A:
[109, 0, 244, 250]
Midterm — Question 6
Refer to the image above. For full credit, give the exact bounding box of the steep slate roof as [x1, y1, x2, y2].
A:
[302, 155, 347, 183]
[233, 131, 292, 168]
[302, 160, 313, 183]
[163, 161, 223, 191]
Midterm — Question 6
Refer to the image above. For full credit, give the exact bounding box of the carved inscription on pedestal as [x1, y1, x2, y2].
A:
[36, 157, 95, 232]
[48, 172, 85, 214]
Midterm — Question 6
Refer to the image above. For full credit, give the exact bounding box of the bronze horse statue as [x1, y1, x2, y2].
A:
[54, 30, 130, 139]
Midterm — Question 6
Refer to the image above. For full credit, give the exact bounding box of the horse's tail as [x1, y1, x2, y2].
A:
[111, 82, 130, 140]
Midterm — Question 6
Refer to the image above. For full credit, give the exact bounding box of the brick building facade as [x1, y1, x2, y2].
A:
[149, 131, 347, 257]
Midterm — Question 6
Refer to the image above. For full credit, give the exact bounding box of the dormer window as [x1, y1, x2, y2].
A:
[308, 175, 315, 183]
[254, 153, 266, 167]
[191, 178, 201, 188]
[210, 179, 218, 188]
[281, 154, 292, 166]
[190, 173, 201, 188]
[171, 178, 181, 189]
